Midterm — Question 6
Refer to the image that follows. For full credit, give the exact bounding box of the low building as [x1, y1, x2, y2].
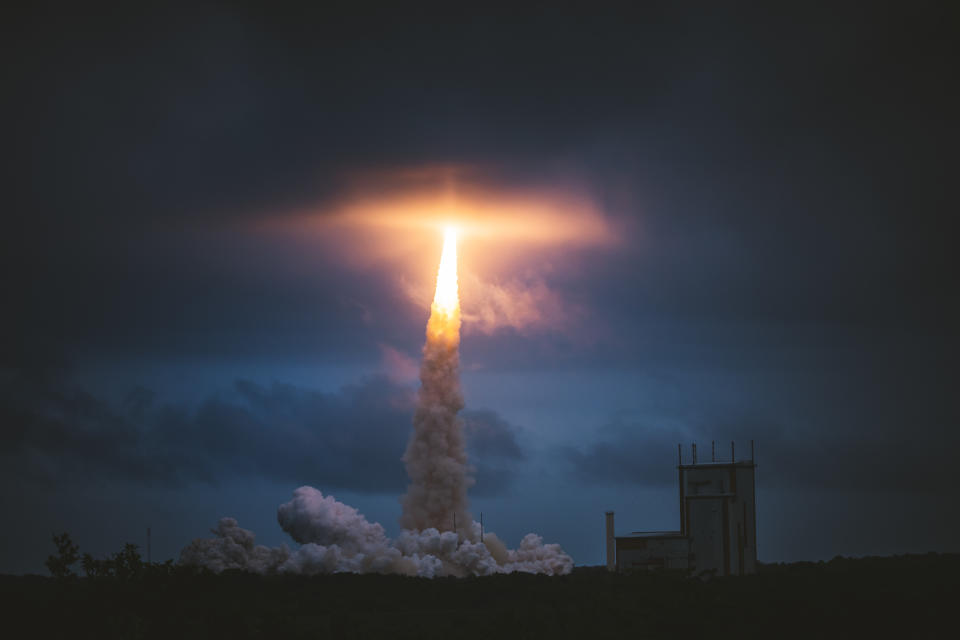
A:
[606, 442, 758, 576]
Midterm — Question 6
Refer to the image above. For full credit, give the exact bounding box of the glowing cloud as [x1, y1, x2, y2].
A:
[255, 165, 622, 335]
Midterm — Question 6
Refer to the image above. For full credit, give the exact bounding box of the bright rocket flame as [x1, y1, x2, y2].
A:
[432, 226, 459, 315]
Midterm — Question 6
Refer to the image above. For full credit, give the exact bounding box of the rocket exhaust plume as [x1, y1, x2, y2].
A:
[400, 227, 473, 534]
[180, 226, 573, 576]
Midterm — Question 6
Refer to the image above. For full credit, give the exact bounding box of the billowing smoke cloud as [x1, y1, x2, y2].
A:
[181, 487, 572, 577]
[179, 517, 292, 574]
[180, 230, 573, 577]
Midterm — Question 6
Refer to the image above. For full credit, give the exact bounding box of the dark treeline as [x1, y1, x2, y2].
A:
[44, 532, 180, 580]
[7, 534, 955, 638]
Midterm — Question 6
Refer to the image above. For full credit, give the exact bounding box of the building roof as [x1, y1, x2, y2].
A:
[616, 531, 685, 540]
[677, 461, 756, 470]
[685, 492, 736, 499]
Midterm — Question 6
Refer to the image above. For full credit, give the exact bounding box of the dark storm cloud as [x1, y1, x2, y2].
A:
[2, 2, 959, 568]
[5, 3, 683, 230]
[462, 410, 526, 497]
[565, 393, 960, 495]
[563, 418, 686, 488]
[463, 410, 525, 460]
[0, 370, 526, 496]
[0, 371, 407, 490]
[4, 3, 957, 368]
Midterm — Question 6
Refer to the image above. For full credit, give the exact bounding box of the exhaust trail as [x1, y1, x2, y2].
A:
[179, 227, 573, 576]
[400, 227, 473, 534]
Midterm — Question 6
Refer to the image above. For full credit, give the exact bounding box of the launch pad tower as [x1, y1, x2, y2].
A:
[606, 442, 758, 576]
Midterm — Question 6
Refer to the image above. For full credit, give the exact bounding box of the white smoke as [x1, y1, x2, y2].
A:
[180, 234, 574, 577]
[400, 300, 473, 533]
[179, 517, 290, 574]
[180, 486, 572, 577]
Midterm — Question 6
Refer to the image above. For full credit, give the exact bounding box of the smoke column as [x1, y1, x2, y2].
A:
[179, 227, 573, 576]
[400, 227, 473, 533]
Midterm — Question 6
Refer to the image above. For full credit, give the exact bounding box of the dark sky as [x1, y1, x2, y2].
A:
[2, 2, 958, 573]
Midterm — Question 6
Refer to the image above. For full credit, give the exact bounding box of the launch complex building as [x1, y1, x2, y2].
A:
[606, 442, 758, 576]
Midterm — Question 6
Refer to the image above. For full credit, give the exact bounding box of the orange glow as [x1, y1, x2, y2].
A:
[324, 189, 612, 248]
[257, 165, 617, 255]
[251, 165, 623, 335]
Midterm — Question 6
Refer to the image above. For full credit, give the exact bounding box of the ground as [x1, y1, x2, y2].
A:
[1, 554, 953, 638]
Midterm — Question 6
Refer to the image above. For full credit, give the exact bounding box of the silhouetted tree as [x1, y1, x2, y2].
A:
[81, 552, 109, 578]
[45, 532, 79, 578]
[78, 544, 146, 579]
[111, 543, 144, 580]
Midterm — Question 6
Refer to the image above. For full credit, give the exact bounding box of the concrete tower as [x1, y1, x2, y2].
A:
[611, 441, 758, 576]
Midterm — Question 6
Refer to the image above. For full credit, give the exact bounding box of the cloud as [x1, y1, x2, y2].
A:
[261, 164, 616, 339]
[378, 344, 419, 384]
[0, 371, 412, 491]
[462, 410, 526, 497]
[6, 3, 955, 371]
[0, 369, 527, 497]
[563, 412, 959, 495]
[460, 273, 581, 336]
[562, 418, 686, 487]
[463, 410, 525, 460]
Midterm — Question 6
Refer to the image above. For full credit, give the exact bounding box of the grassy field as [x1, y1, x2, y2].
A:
[2, 554, 954, 638]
